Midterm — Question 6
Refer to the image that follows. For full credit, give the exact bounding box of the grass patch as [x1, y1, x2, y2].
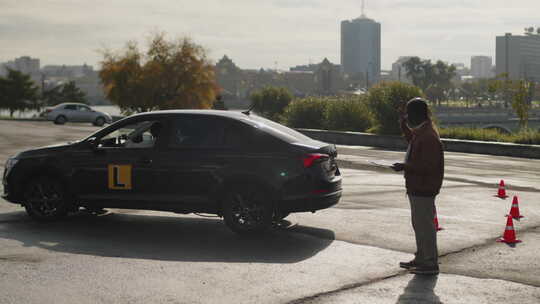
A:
[439, 127, 540, 145]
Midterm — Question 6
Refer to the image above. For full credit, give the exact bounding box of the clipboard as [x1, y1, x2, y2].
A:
[368, 160, 398, 169]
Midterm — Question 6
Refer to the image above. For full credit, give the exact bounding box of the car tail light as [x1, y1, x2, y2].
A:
[302, 153, 329, 168]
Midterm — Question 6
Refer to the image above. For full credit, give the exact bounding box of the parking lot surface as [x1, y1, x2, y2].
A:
[1, 120, 539, 303]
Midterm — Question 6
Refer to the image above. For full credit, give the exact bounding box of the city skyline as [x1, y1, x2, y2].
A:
[1, 0, 538, 70]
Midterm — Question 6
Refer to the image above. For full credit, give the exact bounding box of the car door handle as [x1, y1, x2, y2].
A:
[138, 158, 153, 165]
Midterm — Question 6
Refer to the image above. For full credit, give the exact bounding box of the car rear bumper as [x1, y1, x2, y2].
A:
[279, 189, 341, 213]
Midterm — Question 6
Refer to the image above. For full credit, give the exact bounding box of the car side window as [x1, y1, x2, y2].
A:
[168, 116, 225, 148]
[98, 120, 162, 149]
[78, 105, 91, 112]
[64, 105, 77, 110]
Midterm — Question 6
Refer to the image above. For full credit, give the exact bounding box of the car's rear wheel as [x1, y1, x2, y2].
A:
[24, 177, 69, 221]
[93, 117, 105, 127]
[222, 186, 274, 235]
[54, 115, 67, 125]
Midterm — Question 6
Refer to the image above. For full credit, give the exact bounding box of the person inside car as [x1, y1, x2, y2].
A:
[125, 121, 162, 148]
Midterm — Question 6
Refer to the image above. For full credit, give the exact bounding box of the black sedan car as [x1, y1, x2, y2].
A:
[2, 110, 342, 234]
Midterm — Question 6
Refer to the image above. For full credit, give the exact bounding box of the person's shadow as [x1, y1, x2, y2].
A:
[396, 274, 441, 304]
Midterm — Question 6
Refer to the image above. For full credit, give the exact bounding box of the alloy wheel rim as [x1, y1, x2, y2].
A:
[230, 193, 264, 229]
[26, 181, 62, 216]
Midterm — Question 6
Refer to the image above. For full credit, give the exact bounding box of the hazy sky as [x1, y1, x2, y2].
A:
[1, 0, 538, 70]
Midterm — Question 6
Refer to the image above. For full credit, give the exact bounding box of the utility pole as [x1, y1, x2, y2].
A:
[504, 33, 511, 108]
[41, 73, 45, 99]
[365, 69, 369, 89]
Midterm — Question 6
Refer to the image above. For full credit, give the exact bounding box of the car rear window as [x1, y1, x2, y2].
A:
[244, 115, 314, 144]
[224, 120, 284, 151]
[168, 116, 225, 148]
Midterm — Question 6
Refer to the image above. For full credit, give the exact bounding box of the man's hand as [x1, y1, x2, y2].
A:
[391, 162, 405, 172]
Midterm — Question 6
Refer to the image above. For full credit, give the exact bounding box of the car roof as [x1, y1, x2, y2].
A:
[128, 110, 249, 120]
[57, 103, 89, 107]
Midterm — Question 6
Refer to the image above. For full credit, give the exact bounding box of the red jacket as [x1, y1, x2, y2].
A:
[401, 120, 444, 197]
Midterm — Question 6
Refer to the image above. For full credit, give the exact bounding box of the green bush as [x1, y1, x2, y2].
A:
[439, 127, 540, 145]
[324, 96, 373, 132]
[282, 97, 328, 129]
[439, 127, 509, 142]
[513, 130, 540, 144]
[250, 87, 293, 121]
[366, 82, 424, 135]
[283, 96, 373, 132]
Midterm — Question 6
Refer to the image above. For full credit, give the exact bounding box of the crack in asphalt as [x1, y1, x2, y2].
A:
[440, 270, 540, 288]
[285, 272, 406, 304]
[287, 224, 540, 303]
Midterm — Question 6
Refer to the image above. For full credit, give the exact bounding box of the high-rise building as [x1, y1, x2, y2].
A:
[471, 56, 493, 78]
[340, 14, 381, 86]
[391, 56, 414, 83]
[496, 33, 540, 80]
[1, 56, 41, 83]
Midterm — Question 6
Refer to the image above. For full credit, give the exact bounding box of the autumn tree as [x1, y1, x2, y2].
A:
[0, 69, 39, 117]
[100, 33, 218, 114]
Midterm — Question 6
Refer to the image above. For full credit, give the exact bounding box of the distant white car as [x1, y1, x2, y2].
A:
[43, 103, 113, 126]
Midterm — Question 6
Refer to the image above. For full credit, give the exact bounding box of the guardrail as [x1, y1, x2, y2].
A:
[297, 128, 540, 159]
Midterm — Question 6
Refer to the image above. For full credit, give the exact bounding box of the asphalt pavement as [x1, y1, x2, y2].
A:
[0, 120, 539, 304]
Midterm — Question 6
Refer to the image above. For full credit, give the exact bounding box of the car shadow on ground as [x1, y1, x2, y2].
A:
[0, 210, 335, 263]
[396, 274, 441, 304]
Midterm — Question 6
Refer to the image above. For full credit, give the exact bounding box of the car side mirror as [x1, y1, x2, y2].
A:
[85, 137, 99, 150]
[132, 134, 143, 143]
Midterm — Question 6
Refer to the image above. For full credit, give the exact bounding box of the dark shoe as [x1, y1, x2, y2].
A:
[409, 266, 439, 275]
[399, 260, 417, 269]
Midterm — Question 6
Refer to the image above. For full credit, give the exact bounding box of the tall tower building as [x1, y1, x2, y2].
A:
[471, 56, 493, 79]
[340, 6, 381, 86]
[496, 33, 540, 80]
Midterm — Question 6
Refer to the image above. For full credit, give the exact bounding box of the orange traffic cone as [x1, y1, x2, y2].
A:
[434, 209, 443, 231]
[495, 180, 508, 199]
[497, 214, 521, 244]
[507, 195, 524, 220]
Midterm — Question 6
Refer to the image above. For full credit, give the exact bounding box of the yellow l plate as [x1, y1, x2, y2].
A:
[108, 164, 132, 190]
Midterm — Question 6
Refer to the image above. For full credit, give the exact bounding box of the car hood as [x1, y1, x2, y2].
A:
[15, 142, 74, 159]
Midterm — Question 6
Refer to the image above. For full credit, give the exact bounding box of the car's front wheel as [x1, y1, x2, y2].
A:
[222, 186, 274, 235]
[54, 115, 67, 125]
[24, 177, 69, 221]
[93, 117, 105, 127]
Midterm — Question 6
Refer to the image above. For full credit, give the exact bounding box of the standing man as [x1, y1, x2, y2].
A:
[392, 97, 444, 275]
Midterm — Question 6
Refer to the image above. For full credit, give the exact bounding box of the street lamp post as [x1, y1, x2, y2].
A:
[366, 61, 372, 89]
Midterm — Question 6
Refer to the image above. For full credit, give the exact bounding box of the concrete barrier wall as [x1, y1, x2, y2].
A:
[297, 129, 540, 159]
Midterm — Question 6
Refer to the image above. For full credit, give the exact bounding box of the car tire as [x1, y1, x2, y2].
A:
[23, 176, 69, 221]
[222, 186, 274, 235]
[54, 115, 67, 125]
[93, 117, 105, 127]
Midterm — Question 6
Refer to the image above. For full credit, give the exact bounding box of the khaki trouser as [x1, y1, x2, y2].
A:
[408, 195, 439, 267]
